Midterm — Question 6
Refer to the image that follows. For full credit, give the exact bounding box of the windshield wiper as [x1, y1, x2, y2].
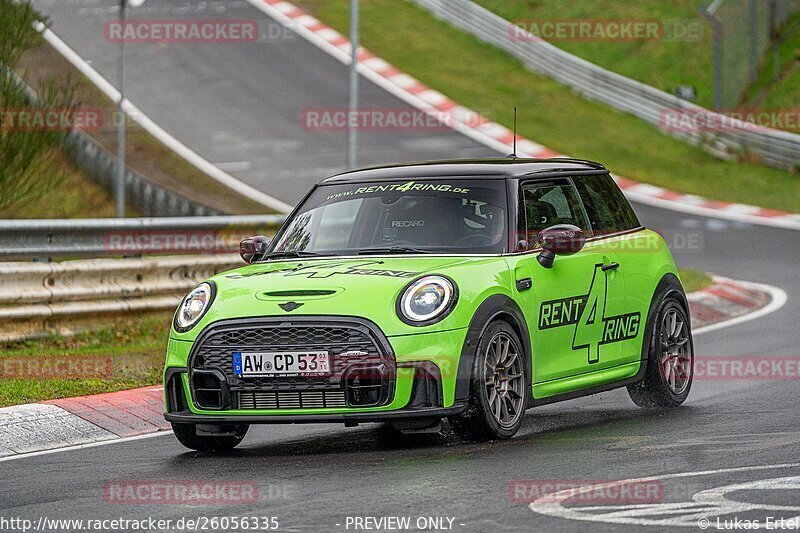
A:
[261, 250, 327, 260]
[357, 246, 433, 255]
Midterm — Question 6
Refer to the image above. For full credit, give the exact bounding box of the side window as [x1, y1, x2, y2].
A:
[520, 180, 590, 245]
[574, 174, 640, 235]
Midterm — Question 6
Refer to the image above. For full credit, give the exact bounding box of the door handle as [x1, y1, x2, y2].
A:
[601, 262, 620, 272]
[516, 278, 532, 291]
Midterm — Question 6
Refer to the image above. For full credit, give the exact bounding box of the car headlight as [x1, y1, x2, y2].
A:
[398, 275, 457, 325]
[174, 282, 215, 332]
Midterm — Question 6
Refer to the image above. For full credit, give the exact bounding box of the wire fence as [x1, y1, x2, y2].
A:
[704, 0, 800, 109]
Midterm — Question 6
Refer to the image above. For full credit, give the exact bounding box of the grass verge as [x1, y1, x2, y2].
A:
[679, 267, 712, 293]
[475, 0, 714, 108]
[292, 0, 799, 213]
[478, 0, 799, 126]
[0, 268, 710, 407]
[0, 148, 127, 218]
[0, 313, 170, 407]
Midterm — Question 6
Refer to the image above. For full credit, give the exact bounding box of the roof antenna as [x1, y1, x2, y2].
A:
[507, 106, 518, 159]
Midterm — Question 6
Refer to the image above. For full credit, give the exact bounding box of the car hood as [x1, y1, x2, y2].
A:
[174, 255, 506, 339]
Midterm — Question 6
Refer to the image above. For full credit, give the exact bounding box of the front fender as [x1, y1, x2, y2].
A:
[454, 294, 532, 402]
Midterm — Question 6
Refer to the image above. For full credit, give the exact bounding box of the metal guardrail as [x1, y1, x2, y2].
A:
[0, 216, 286, 339]
[0, 215, 286, 259]
[0, 254, 242, 341]
[65, 130, 221, 217]
[411, 0, 800, 172]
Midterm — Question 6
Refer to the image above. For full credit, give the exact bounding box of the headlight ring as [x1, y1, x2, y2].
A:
[397, 275, 458, 326]
[173, 282, 216, 333]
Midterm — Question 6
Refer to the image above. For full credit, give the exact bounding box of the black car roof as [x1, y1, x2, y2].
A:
[320, 158, 606, 184]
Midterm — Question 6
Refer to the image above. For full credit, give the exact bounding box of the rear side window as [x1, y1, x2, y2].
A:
[574, 174, 640, 235]
[520, 179, 590, 245]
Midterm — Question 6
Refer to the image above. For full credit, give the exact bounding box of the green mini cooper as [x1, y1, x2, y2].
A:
[164, 158, 694, 450]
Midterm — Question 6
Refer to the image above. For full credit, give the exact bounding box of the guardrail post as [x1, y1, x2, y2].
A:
[702, 1, 725, 111]
[749, 0, 759, 83]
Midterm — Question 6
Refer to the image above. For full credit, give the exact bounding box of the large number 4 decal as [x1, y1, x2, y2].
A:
[572, 264, 608, 364]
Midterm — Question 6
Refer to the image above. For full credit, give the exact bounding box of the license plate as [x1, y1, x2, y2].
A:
[232, 351, 330, 377]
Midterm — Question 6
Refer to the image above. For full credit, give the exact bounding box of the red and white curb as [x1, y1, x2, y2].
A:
[0, 387, 169, 460]
[0, 277, 785, 459]
[690, 276, 787, 335]
[246, 0, 800, 231]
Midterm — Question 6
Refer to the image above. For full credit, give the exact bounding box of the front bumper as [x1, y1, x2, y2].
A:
[163, 318, 468, 422]
[164, 404, 467, 425]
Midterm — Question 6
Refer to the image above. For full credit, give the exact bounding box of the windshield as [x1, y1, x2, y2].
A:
[269, 178, 509, 256]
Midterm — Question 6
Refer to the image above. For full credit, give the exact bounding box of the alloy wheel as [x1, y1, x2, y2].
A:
[483, 331, 525, 428]
[658, 307, 692, 395]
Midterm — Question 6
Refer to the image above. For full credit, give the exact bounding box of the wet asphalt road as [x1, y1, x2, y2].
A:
[3, 376, 800, 532]
[6, 0, 800, 531]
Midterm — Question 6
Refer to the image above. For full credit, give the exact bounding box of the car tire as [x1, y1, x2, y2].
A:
[449, 320, 527, 441]
[171, 423, 249, 451]
[627, 296, 693, 408]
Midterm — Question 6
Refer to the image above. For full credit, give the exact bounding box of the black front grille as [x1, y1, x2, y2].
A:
[237, 390, 347, 409]
[189, 318, 395, 408]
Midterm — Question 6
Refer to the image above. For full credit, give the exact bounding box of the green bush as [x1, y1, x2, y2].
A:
[0, 0, 76, 212]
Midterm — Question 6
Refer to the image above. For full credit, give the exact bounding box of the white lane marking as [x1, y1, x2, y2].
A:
[528, 463, 800, 527]
[693, 278, 788, 335]
[35, 23, 293, 214]
[0, 430, 173, 463]
[216, 161, 253, 172]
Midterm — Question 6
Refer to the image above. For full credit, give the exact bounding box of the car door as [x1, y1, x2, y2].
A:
[510, 177, 626, 388]
[573, 173, 647, 370]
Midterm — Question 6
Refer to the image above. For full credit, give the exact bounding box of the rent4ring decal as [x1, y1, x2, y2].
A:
[538, 264, 641, 364]
[538, 295, 587, 330]
[226, 260, 418, 280]
[325, 181, 470, 201]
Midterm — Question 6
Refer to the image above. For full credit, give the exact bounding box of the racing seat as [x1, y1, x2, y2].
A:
[380, 197, 462, 246]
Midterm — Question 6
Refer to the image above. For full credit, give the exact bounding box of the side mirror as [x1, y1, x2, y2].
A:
[239, 235, 270, 264]
[536, 224, 585, 269]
